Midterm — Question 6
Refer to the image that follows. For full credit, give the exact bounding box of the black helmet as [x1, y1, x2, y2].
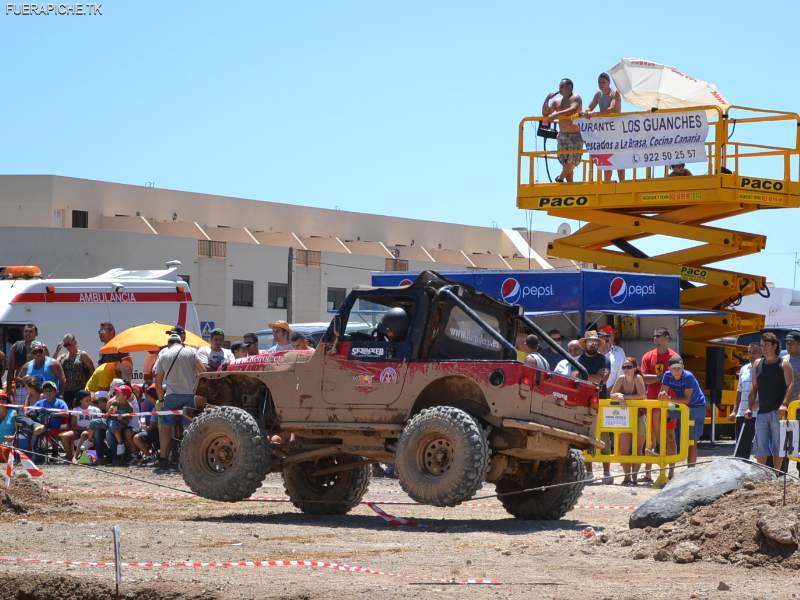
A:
[378, 307, 409, 341]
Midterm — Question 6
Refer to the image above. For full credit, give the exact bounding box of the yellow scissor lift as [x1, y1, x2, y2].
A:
[517, 105, 800, 422]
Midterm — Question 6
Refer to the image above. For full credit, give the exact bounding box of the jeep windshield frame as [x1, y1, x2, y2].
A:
[324, 271, 521, 362]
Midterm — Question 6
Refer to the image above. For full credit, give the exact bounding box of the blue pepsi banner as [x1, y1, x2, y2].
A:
[372, 269, 681, 313]
[371, 271, 581, 312]
[582, 270, 680, 311]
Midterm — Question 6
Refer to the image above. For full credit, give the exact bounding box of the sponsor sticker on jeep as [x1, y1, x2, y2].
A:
[349, 346, 386, 360]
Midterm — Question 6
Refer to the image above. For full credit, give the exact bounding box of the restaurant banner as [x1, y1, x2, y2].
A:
[577, 110, 708, 170]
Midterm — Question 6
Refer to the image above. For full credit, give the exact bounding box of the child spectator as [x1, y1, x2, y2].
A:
[107, 384, 136, 465]
[66, 390, 102, 462]
[87, 390, 111, 464]
[24, 381, 69, 462]
[133, 386, 161, 465]
[229, 342, 247, 359]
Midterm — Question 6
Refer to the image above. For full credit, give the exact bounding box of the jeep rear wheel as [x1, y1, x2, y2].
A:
[396, 406, 489, 507]
[180, 406, 271, 502]
[283, 456, 370, 515]
[496, 449, 586, 520]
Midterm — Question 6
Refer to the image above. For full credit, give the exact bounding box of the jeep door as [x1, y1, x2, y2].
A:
[320, 295, 415, 406]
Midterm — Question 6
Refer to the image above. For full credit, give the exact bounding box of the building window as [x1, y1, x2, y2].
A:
[198, 240, 226, 258]
[71, 210, 88, 228]
[179, 274, 190, 288]
[268, 282, 288, 309]
[327, 287, 346, 311]
[233, 280, 254, 307]
[385, 258, 409, 271]
[296, 249, 321, 267]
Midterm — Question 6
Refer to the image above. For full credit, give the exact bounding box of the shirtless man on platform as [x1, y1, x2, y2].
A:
[542, 78, 583, 183]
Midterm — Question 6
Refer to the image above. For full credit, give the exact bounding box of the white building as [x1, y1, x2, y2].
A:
[738, 286, 800, 329]
[0, 175, 570, 337]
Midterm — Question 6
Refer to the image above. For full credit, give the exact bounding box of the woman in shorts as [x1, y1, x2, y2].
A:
[610, 357, 646, 485]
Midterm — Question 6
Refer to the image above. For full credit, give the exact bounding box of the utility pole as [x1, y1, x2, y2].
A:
[287, 247, 294, 323]
[794, 252, 799, 290]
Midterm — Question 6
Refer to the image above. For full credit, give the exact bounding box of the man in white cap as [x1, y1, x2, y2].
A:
[154, 333, 203, 470]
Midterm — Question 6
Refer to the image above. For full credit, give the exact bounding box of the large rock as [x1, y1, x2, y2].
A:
[629, 458, 775, 528]
[757, 509, 799, 546]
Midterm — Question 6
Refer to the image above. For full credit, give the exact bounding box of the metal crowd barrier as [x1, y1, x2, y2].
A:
[584, 399, 691, 487]
[782, 400, 800, 461]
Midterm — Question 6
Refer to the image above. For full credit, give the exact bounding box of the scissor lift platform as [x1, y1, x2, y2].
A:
[517, 105, 800, 415]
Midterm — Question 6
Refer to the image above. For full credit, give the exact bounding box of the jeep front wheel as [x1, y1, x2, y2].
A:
[496, 449, 586, 520]
[395, 406, 489, 507]
[283, 456, 371, 515]
[180, 406, 271, 501]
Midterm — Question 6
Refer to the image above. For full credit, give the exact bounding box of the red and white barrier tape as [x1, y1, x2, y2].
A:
[44, 485, 637, 511]
[4, 448, 43, 487]
[1, 404, 183, 419]
[0, 555, 498, 585]
[365, 502, 419, 527]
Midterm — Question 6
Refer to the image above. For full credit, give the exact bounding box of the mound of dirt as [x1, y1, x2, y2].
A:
[0, 476, 74, 514]
[0, 574, 221, 600]
[617, 480, 800, 568]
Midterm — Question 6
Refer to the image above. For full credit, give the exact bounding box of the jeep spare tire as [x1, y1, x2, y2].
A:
[180, 406, 271, 502]
[283, 455, 370, 515]
[396, 406, 489, 507]
[496, 449, 586, 520]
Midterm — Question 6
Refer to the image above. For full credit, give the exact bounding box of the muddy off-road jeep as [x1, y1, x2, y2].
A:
[181, 271, 601, 519]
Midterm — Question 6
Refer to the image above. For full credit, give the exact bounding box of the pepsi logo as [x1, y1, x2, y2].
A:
[609, 276, 657, 304]
[399, 278, 413, 286]
[501, 277, 522, 305]
[609, 276, 628, 304]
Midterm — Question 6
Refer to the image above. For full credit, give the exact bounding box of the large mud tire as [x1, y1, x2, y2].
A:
[283, 456, 371, 515]
[497, 449, 586, 520]
[180, 406, 270, 502]
[396, 406, 489, 507]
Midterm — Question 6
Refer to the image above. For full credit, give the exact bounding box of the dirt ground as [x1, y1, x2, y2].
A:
[1, 443, 800, 599]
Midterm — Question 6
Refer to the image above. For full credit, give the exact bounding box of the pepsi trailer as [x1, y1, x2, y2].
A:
[371, 269, 722, 359]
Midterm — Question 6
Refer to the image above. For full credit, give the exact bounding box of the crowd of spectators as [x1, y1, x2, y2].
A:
[0, 318, 315, 471]
[521, 323, 800, 484]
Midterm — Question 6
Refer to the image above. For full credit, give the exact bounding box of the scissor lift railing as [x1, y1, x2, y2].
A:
[517, 105, 800, 410]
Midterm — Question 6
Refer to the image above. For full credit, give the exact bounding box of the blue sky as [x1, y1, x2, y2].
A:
[2, 1, 799, 287]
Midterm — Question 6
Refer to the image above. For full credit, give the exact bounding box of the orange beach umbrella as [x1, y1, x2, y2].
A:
[99, 322, 208, 354]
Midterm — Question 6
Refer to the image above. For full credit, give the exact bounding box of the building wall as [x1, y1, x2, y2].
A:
[0, 227, 469, 337]
[0, 175, 567, 337]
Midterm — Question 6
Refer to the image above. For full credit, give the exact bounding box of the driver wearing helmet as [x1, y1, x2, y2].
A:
[376, 307, 409, 344]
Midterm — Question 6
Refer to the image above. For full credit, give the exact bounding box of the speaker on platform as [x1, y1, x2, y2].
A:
[706, 346, 726, 391]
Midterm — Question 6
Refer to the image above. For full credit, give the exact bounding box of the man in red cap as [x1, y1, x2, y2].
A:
[599, 325, 626, 389]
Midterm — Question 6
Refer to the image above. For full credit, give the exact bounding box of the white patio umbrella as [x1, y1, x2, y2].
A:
[608, 58, 729, 115]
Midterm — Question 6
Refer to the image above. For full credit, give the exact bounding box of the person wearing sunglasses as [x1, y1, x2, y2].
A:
[21, 341, 65, 395]
[242, 332, 260, 356]
[610, 357, 645, 485]
[658, 356, 706, 467]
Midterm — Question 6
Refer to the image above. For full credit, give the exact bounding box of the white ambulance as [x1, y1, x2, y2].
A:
[0, 261, 200, 375]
